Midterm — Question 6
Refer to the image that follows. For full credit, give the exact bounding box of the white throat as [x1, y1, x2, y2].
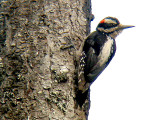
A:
[109, 30, 122, 39]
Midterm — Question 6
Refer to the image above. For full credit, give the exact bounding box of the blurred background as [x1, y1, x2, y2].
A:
[89, 0, 160, 120]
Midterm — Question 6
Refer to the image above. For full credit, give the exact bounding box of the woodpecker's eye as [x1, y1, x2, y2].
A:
[108, 23, 115, 27]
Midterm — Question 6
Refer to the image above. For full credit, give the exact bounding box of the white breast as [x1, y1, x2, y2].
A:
[98, 36, 114, 66]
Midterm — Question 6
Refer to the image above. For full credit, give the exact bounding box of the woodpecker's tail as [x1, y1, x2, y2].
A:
[75, 87, 89, 107]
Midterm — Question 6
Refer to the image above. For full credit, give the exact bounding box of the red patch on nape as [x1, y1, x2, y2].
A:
[100, 19, 105, 23]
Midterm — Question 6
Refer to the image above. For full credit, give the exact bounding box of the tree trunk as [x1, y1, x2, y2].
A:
[0, 0, 92, 119]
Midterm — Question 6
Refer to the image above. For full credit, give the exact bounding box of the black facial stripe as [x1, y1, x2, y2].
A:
[98, 23, 118, 29]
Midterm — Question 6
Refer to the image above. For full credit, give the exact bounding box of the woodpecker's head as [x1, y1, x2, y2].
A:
[96, 17, 134, 39]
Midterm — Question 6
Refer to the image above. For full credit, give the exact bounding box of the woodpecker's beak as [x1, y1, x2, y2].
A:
[118, 24, 135, 30]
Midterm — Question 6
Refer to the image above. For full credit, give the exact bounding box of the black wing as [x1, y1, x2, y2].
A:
[83, 31, 113, 83]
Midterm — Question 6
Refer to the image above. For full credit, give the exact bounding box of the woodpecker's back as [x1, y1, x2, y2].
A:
[78, 17, 134, 93]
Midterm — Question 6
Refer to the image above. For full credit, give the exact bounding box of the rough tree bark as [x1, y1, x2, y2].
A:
[0, 0, 93, 120]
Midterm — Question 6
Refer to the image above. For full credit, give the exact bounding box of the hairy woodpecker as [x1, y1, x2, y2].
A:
[78, 16, 134, 93]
